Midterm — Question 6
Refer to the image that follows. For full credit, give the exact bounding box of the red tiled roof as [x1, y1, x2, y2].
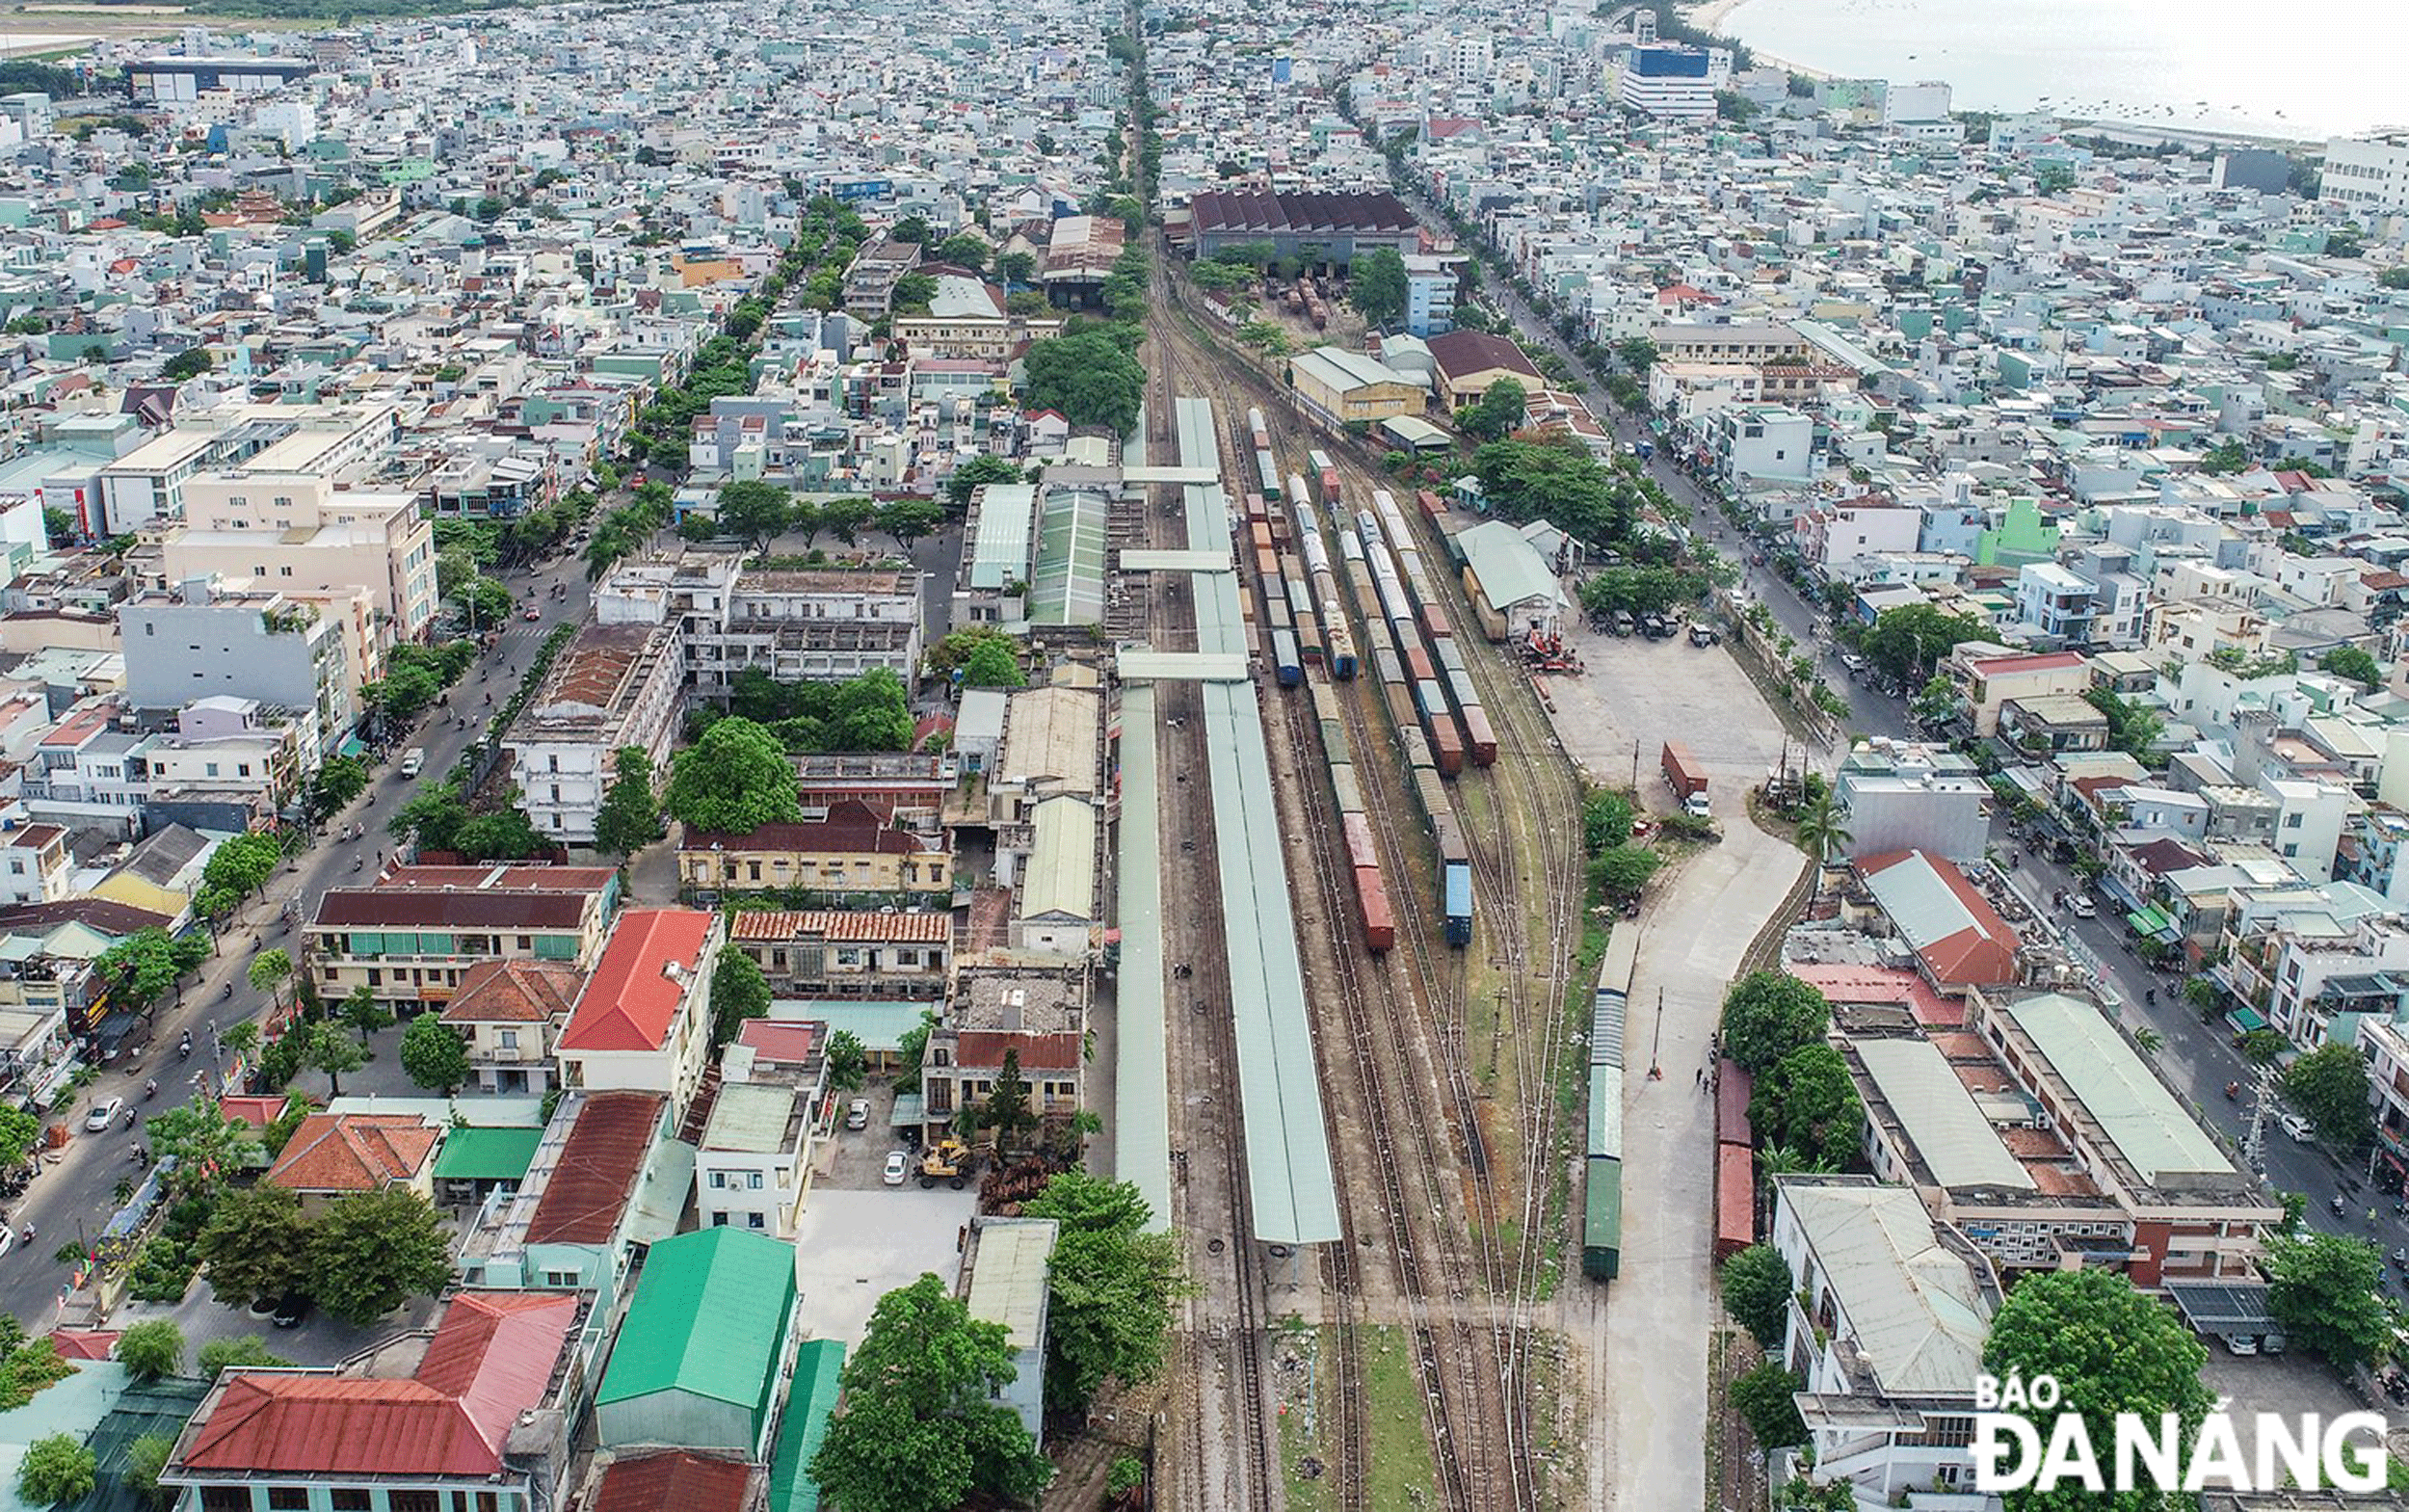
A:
[558, 910, 712, 1054]
[178, 1292, 579, 1478]
[1967, 650, 2088, 676]
[219, 1095, 293, 1131]
[442, 960, 586, 1026]
[735, 1020, 825, 1065]
[954, 1030, 1080, 1071]
[50, 1330, 118, 1361]
[265, 1113, 440, 1195]
[1426, 328, 1545, 385]
[591, 1451, 754, 1512]
[1856, 852, 2021, 990]
[525, 1091, 665, 1245]
[727, 910, 949, 943]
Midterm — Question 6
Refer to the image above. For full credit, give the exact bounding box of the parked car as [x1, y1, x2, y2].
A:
[2279, 1113, 2315, 1143]
[521, 607, 542, 623]
[844, 1099, 871, 1131]
[83, 1098, 122, 1132]
[882, 1150, 911, 1186]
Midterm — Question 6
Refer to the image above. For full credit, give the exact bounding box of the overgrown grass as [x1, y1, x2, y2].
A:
[1362, 1326, 1438, 1509]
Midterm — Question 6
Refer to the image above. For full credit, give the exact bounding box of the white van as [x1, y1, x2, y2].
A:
[398, 747, 426, 780]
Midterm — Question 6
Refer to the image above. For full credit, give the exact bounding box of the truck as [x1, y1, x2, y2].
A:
[1661, 741, 1710, 818]
[398, 747, 426, 780]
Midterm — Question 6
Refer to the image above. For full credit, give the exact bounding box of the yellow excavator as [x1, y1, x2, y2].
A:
[918, 1138, 973, 1190]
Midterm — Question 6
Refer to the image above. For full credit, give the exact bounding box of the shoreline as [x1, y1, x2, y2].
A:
[1670, 0, 2325, 152]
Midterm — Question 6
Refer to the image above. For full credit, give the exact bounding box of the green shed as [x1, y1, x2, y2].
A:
[596, 1227, 798, 1458]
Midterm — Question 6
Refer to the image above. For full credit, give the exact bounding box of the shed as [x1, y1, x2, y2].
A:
[431, 1126, 545, 1204]
[595, 1226, 799, 1458]
[1455, 519, 1568, 640]
[766, 1339, 846, 1512]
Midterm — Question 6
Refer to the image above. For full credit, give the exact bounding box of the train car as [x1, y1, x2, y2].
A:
[1340, 811, 1378, 872]
[1271, 628, 1302, 688]
[1416, 489, 1446, 520]
[1399, 724, 1435, 780]
[1265, 594, 1293, 635]
[1430, 810, 1469, 867]
[1384, 677, 1417, 735]
[1420, 597, 1453, 643]
[1325, 617, 1359, 680]
[1582, 1156, 1624, 1282]
[1355, 866, 1395, 953]
[1461, 703, 1498, 767]
[1308, 449, 1341, 510]
[1330, 759, 1365, 817]
[1257, 451, 1283, 502]
[1424, 710, 1466, 776]
[1403, 643, 1436, 686]
[1443, 860, 1473, 946]
[1296, 605, 1323, 665]
[1248, 408, 1270, 453]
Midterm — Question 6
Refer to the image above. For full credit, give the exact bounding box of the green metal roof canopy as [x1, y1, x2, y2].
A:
[596, 1227, 797, 1444]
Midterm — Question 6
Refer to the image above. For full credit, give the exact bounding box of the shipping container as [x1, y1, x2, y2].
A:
[1341, 811, 1378, 872]
[1443, 861, 1473, 945]
[1355, 865, 1395, 952]
[1462, 704, 1498, 767]
[1271, 628, 1302, 687]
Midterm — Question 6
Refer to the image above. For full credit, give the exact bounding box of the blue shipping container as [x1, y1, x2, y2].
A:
[1443, 862, 1472, 945]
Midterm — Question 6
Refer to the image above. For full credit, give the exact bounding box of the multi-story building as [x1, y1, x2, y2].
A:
[1833, 741, 1990, 864]
[2321, 132, 2409, 217]
[161, 469, 436, 648]
[120, 579, 352, 746]
[440, 959, 587, 1095]
[921, 961, 1088, 1144]
[1772, 1176, 1999, 1506]
[1949, 648, 2089, 737]
[0, 823, 70, 906]
[1616, 43, 1730, 120]
[2214, 880, 2409, 1048]
[1705, 405, 1817, 487]
[306, 864, 621, 1011]
[597, 552, 921, 697]
[677, 801, 953, 898]
[131, 697, 310, 834]
[1401, 252, 1459, 338]
[503, 621, 684, 844]
[725, 909, 950, 997]
[695, 1078, 818, 1237]
[841, 232, 921, 317]
[555, 909, 720, 1120]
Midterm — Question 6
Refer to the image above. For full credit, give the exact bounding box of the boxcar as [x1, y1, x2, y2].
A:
[1443, 861, 1473, 945]
[1271, 628, 1302, 687]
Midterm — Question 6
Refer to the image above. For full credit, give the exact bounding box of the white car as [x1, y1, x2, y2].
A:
[83, 1097, 123, 1133]
[2066, 893, 2098, 919]
[845, 1099, 871, 1131]
[2279, 1113, 2315, 1143]
[881, 1150, 910, 1186]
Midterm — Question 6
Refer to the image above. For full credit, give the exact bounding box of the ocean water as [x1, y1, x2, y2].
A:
[1715, 0, 2402, 141]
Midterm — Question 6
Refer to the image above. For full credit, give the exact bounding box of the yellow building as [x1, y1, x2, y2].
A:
[1287, 346, 1425, 428]
[678, 800, 953, 897]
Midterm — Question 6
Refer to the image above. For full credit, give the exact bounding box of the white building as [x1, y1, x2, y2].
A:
[2322, 132, 2409, 218]
[503, 621, 684, 844]
[1772, 1177, 1999, 1507]
[1833, 741, 1990, 864]
[2263, 776, 2350, 883]
[1617, 43, 1729, 120]
[695, 1076, 815, 1238]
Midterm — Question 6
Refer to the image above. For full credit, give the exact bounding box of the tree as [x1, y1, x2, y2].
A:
[1614, 336, 1659, 375]
[2083, 687, 2165, 763]
[927, 625, 1025, 678]
[1461, 378, 1528, 442]
[338, 983, 393, 1044]
[710, 945, 772, 1046]
[826, 1029, 867, 1094]
[1714, 88, 1760, 123]
[1720, 972, 1833, 1074]
[195, 1336, 290, 1378]
[310, 1189, 453, 1325]
[199, 1182, 314, 1309]
[2200, 438, 2250, 475]
[1348, 247, 1407, 327]
[202, 832, 282, 897]
[890, 215, 931, 244]
[892, 272, 938, 314]
[126, 1432, 174, 1502]
[2265, 1232, 2396, 1368]
[895, 1009, 938, 1094]
[1720, 1244, 1792, 1348]
[715, 479, 792, 553]
[977, 1047, 1037, 1154]
[959, 639, 1026, 688]
[399, 1012, 471, 1096]
[595, 746, 664, 856]
[93, 930, 178, 1018]
[1982, 1269, 2211, 1512]
[665, 717, 803, 835]
[817, 495, 877, 546]
[2239, 1028, 2287, 1066]
[302, 1020, 367, 1098]
[114, 1320, 183, 1381]
[1582, 790, 1633, 854]
[874, 498, 946, 547]
[0, 1105, 36, 1169]
[17, 1434, 95, 1505]
[1792, 789, 1851, 895]
[40, 506, 71, 546]
[994, 251, 1035, 286]
[1748, 1043, 1862, 1169]
[1021, 329, 1147, 435]
[146, 1101, 259, 1197]
[1730, 1363, 1807, 1450]
[2284, 1041, 2375, 1149]
[1588, 843, 1659, 900]
[944, 455, 1021, 513]
[931, 232, 988, 273]
[807, 1273, 1051, 1512]
[2323, 645, 2384, 687]
[1861, 602, 1989, 685]
[1021, 1173, 1184, 1415]
[160, 348, 211, 383]
[247, 948, 294, 1012]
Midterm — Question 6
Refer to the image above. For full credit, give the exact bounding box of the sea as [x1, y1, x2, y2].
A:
[1714, 0, 2403, 142]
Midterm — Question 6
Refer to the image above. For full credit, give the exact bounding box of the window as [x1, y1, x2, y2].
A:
[2284, 812, 2303, 829]
[201, 1492, 251, 1512]
[269, 1491, 310, 1511]
[712, 1211, 728, 1226]
[709, 1171, 727, 1188]
[332, 1494, 373, 1512]
[748, 1172, 763, 1189]
[543, 1268, 579, 1287]
[499, 1029, 517, 1050]
[390, 1494, 441, 1512]
[748, 1211, 766, 1229]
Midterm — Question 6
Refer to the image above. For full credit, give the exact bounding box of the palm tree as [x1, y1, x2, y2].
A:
[1793, 788, 1852, 899]
[2132, 1026, 2165, 1056]
[1757, 1141, 1835, 1190]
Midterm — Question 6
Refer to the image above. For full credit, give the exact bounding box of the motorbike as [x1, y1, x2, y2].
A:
[2333, 1194, 2349, 1216]
[221, 982, 232, 1001]
[2225, 1081, 2240, 1101]
[144, 1080, 156, 1101]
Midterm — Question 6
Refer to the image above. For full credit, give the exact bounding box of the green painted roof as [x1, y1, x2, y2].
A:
[767, 1339, 846, 1512]
[431, 1127, 544, 1183]
[596, 1228, 796, 1435]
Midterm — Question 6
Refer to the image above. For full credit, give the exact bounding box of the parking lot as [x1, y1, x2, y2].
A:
[1545, 617, 1804, 813]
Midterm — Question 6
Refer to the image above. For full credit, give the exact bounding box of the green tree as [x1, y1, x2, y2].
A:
[1021, 329, 1147, 434]
[1589, 843, 1660, 900]
[710, 944, 772, 1046]
[93, 930, 178, 1018]
[816, 495, 877, 547]
[895, 1009, 938, 1094]
[664, 717, 803, 835]
[892, 272, 939, 314]
[1792, 789, 1852, 895]
[826, 1029, 867, 1094]
[890, 215, 931, 244]
[195, 1336, 290, 1378]
[113, 1320, 183, 1381]
[0, 1105, 35, 1169]
[1021, 1173, 1185, 1415]
[1582, 790, 1633, 854]
[1748, 1043, 1862, 1168]
[2239, 1028, 2287, 1065]
[338, 983, 393, 1044]
[874, 497, 946, 546]
[2264, 1232, 2396, 1368]
[927, 625, 1025, 678]
[1720, 972, 1833, 1074]
[807, 1273, 1052, 1512]
[309, 1189, 453, 1325]
[1862, 603, 1989, 685]
[2082, 687, 2165, 762]
[1614, 337, 1659, 375]
[40, 506, 71, 546]
[160, 348, 211, 383]
[715, 480, 793, 553]
[2200, 438, 2250, 475]
[1982, 1269, 2211, 1512]
[976, 1047, 1038, 1155]
[125, 1432, 174, 1503]
[931, 232, 988, 273]
[944, 455, 1021, 513]
[247, 948, 294, 1013]
[302, 1019, 366, 1098]
[1347, 247, 1407, 327]
[146, 1101, 260, 1197]
[399, 1012, 471, 1095]
[17, 1434, 94, 1505]
[2284, 1041, 2375, 1149]
[2322, 645, 2384, 687]
[594, 746, 664, 856]
[994, 251, 1035, 286]
[959, 639, 1026, 688]
[1730, 1362, 1807, 1450]
[1714, 89, 1760, 123]
[1461, 378, 1528, 442]
[1720, 1243, 1792, 1348]
[199, 1182, 314, 1309]
[202, 830, 281, 899]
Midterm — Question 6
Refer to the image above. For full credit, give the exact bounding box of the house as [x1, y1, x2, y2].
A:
[1287, 346, 1425, 429]
[262, 1111, 441, 1212]
[1832, 741, 1990, 864]
[593, 1226, 800, 1461]
[923, 962, 1087, 1144]
[1013, 795, 1097, 956]
[1772, 1176, 1999, 1505]
[1850, 851, 2021, 994]
[960, 1217, 1058, 1447]
[1998, 692, 2111, 754]
[1424, 330, 1545, 413]
[0, 822, 70, 905]
[578, 1449, 763, 1512]
[555, 909, 720, 1117]
[306, 864, 620, 1011]
[695, 1075, 816, 1238]
[1950, 648, 2090, 737]
[677, 802, 952, 898]
[439, 959, 586, 1095]
[458, 1090, 679, 1309]
[724, 909, 949, 997]
[160, 1290, 587, 1512]
[1455, 519, 1570, 641]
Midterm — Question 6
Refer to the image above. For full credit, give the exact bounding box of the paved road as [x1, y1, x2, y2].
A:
[0, 542, 599, 1329]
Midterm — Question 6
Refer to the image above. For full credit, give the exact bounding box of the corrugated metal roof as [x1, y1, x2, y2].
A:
[1019, 796, 1097, 923]
[1029, 485, 1108, 627]
[1864, 852, 1984, 954]
[1459, 518, 1566, 616]
[766, 1340, 845, 1512]
[1114, 650, 1250, 682]
[967, 483, 1035, 590]
[964, 1219, 1057, 1350]
[1783, 1183, 1993, 1394]
[1113, 685, 1171, 1234]
[430, 1126, 543, 1183]
[596, 1228, 795, 1433]
[1854, 1040, 2034, 1191]
[2004, 992, 2233, 1182]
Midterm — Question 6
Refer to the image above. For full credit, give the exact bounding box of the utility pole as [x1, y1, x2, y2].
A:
[2242, 1064, 2274, 1174]
[1647, 987, 1664, 1081]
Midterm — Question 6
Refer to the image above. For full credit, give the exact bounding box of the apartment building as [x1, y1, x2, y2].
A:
[503, 621, 684, 844]
[678, 801, 953, 898]
[554, 908, 720, 1119]
[130, 697, 309, 834]
[2214, 880, 2409, 1048]
[120, 578, 351, 749]
[0, 823, 69, 906]
[306, 864, 620, 1010]
[695, 1077, 817, 1238]
[597, 551, 922, 696]
[162, 470, 436, 647]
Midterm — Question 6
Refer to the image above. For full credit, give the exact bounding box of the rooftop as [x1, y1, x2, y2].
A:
[595, 1227, 795, 1435]
[557, 910, 713, 1055]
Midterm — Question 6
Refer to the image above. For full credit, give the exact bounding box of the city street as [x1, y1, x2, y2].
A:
[0, 539, 598, 1327]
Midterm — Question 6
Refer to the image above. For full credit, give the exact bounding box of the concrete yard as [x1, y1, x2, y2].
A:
[789, 1186, 978, 1350]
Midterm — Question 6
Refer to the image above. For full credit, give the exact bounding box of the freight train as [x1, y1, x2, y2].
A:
[1310, 680, 1393, 951]
[1583, 925, 1637, 1283]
